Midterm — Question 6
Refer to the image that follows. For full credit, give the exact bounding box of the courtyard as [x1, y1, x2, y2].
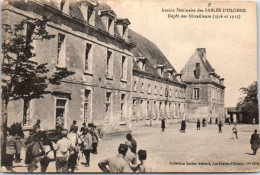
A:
[12, 123, 260, 173]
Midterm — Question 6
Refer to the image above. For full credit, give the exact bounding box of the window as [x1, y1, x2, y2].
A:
[175, 90, 178, 98]
[87, 7, 94, 25]
[57, 33, 66, 67]
[160, 87, 163, 96]
[138, 60, 145, 71]
[133, 81, 137, 92]
[121, 56, 127, 80]
[84, 90, 91, 123]
[23, 99, 30, 126]
[165, 88, 168, 97]
[169, 89, 172, 97]
[148, 84, 151, 94]
[193, 88, 200, 99]
[85, 43, 92, 71]
[106, 50, 113, 78]
[56, 98, 67, 129]
[194, 63, 200, 79]
[121, 94, 125, 121]
[154, 86, 157, 95]
[105, 92, 112, 123]
[122, 26, 127, 39]
[108, 17, 114, 34]
[158, 68, 163, 77]
[141, 83, 144, 93]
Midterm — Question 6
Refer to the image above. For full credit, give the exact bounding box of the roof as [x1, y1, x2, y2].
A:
[227, 107, 241, 113]
[128, 29, 183, 84]
[181, 48, 225, 88]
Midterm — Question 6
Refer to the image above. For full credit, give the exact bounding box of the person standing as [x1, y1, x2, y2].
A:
[197, 119, 201, 130]
[125, 133, 137, 154]
[180, 120, 186, 133]
[5, 128, 16, 172]
[33, 119, 41, 132]
[98, 144, 131, 173]
[124, 142, 137, 165]
[67, 126, 80, 172]
[218, 121, 223, 133]
[81, 128, 92, 167]
[202, 118, 206, 127]
[129, 150, 152, 173]
[80, 123, 87, 134]
[250, 130, 260, 155]
[215, 118, 218, 125]
[70, 120, 77, 132]
[91, 125, 99, 154]
[53, 129, 72, 173]
[161, 118, 165, 132]
[232, 124, 238, 139]
[11, 122, 24, 163]
[28, 131, 50, 173]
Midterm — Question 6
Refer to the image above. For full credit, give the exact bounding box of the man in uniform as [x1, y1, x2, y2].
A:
[125, 133, 137, 154]
[53, 129, 72, 173]
[33, 119, 41, 132]
[70, 120, 77, 132]
[250, 129, 260, 155]
[98, 144, 131, 173]
[82, 128, 92, 167]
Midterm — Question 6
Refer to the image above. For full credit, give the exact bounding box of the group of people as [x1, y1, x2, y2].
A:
[98, 133, 151, 173]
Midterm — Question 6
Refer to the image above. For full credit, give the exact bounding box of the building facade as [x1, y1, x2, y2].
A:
[181, 48, 225, 122]
[3, 0, 225, 132]
[4, 0, 134, 132]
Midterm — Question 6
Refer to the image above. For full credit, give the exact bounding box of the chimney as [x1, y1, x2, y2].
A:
[197, 48, 206, 62]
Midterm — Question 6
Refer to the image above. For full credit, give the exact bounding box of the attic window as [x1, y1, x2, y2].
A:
[194, 63, 200, 79]
[138, 60, 145, 71]
[158, 68, 163, 77]
[108, 18, 113, 32]
[60, 0, 65, 11]
[87, 7, 95, 25]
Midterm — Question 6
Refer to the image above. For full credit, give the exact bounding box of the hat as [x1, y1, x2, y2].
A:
[118, 144, 128, 152]
[61, 129, 68, 136]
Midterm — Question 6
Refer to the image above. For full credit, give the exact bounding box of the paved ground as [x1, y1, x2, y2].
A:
[12, 123, 260, 173]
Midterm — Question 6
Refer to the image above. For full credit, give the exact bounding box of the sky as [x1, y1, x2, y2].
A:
[104, 0, 257, 107]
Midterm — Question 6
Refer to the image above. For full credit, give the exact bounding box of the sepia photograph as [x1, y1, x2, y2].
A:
[1, 0, 259, 173]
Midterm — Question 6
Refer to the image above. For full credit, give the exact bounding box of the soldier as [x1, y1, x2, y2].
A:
[33, 119, 41, 132]
[70, 120, 77, 132]
[197, 118, 201, 130]
[11, 122, 24, 163]
[91, 125, 99, 154]
[53, 129, 72, 173]
[80, 123, 87, 133]
[81, 128, 92, 167]
[98, 144, 131, 173]
[232, 124, 238, 139]
[124, 142, 137, 165]
[67, 126, 80, 172]
[5, 127, 16, 172]
[218, 121, 223, 133]
[161, 118, 165, 132]
[125, 133, 137, 154]
[129, 150, 152, 172]
[250, 130, 260, 155]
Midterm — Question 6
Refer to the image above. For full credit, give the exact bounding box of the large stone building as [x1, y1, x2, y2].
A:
[181, 48, 225, 122]
[3, 0, 225, 132]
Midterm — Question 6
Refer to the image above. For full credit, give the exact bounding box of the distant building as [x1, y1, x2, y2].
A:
[3, 0, 225, 132]
[181, 48, 225, 122]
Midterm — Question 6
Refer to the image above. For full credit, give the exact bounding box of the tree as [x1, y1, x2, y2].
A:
[1, 17, 74, 161]
[236, 81, 258, 124]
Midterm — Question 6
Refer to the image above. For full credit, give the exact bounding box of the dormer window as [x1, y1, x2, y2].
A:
[60, 0, 69, 14]
[194, 63, 200, 79]
[155, 65, 164, 77]
[99, 10, 117, 35]
[80, 1, 97, 26]
[135, 56, 146, 71]
[116, 18, 130, 41]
